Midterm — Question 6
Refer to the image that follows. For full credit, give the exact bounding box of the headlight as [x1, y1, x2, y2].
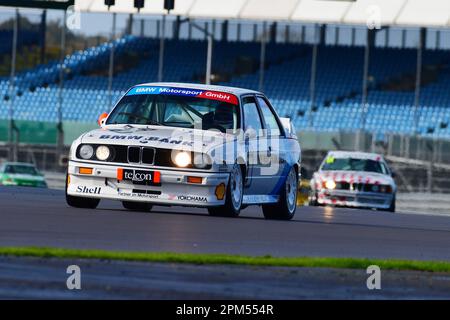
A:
[325, 180, 336, 189]
[173, 151, 191, 168]
[96, 145, 110, 161]
[193, 153, 211, 169]
[79, 145, 94, 159]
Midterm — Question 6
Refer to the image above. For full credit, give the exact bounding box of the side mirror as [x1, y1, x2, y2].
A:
[244, 128, 257, 140]
[391, 171, 396, 178]
[98, 112, 108, 127]
[300, 167, 309, 180]
[279, 117, 296, 138]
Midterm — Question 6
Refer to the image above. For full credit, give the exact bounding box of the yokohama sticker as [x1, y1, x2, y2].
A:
[177, 195, 207, 202]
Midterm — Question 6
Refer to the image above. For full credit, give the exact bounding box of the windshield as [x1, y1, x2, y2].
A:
[5, 165, 38, 175]
[106, 88, 239, 133]
[321, 157, 386, 175]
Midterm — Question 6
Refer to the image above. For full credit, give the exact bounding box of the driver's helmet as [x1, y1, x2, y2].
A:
[213, 104, 233, 126]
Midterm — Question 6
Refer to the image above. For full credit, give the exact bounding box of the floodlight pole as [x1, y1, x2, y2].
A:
[206, 33, 213, 85]
[309, 24, 319, 129]
[413, 28, 425, 135]
[355, 28, 372, 151]
[8, 9, 19, 162]
[258, 22, 267, 92]
[57, 10, 66, 164]
[361, 28, 370, 133]
[108, 12, 116, 107]
[158, 14, 166, 82]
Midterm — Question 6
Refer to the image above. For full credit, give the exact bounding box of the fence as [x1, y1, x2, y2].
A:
[298, 130, 450, 165]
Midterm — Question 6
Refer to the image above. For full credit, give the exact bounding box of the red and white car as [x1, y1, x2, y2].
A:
[309, 151, 396, 212]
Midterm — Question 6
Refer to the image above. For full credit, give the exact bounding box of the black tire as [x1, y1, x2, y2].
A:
[122, 201, 153, 212]
[378, 195, 396, 212]
[308, 191, 319, 206]
[387, 195, 396, 212]
[65, 173, 100, 209]
[262, 166, 298, 220]
[208, 164, 243, 217]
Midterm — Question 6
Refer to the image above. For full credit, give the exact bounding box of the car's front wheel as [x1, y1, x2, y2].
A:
[122, 201, 153, 212]
[308, 191, 319, 206]
[262, 166, 298, 220]
[208, 164, 243, 217]
[388, 195, 396, 212]
[378, 194, 396, 212]
[65, 173, 100, 209]
[380, 194, 396, 212]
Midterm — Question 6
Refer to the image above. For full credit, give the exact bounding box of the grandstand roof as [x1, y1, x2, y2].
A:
[75, 0, 450, 28]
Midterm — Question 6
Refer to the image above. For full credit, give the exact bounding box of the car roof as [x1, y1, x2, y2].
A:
[134, 82, 261, 96]
[326, 151, 385, 161]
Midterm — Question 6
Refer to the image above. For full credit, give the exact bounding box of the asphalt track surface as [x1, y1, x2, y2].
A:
[1, 256, 449, 299]
[1, 186, 450, 261]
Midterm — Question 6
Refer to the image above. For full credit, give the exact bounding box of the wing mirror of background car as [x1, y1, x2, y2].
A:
[300, 167, 310, 180]
[391, 171, 397, 178]
[98, 112, 108, 127]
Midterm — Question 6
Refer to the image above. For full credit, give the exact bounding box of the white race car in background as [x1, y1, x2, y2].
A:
[309, 151, 396, 212]
[66, 82, 301, 220]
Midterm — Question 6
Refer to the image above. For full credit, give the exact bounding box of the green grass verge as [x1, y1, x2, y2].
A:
[0, 247, 449, 273]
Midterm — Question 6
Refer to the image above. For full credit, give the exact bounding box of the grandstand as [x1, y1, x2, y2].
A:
[2, 35, 449, 138]
[0, 0, 450, 150]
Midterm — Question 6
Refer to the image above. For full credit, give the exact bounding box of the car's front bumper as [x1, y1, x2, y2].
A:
[67, 160, 230, 207]
[316, 189, 393, 209]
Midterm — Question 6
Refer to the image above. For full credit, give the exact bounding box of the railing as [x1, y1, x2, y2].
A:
[298, 130, 450, 165]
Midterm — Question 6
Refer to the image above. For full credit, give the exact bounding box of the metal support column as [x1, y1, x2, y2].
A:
[427, 141, 433, 193]
[205, 34, 213, 85]
[221, 20, 228, 41]
[258, 22, 267, 92]
[174, 16, 181, 40]
[40, 9, 47, 64]
[436, 30, 440, 49]
[308, 24, 319, 129]
[8, 9, 19, 162]
[361, 28, 371, 132]
[127, 13, 133, 35]
[385, 27, 389, 47]
[57, 10, 67, 163]
[285, 24, 290, 43]
[108, 12, 116, 107]
[158, 15, 166, 82]
[237, 23, 241, 41]
[356, 29, 372, 151]
[414, 28, 425, 135]
[335, 26, 339, 45]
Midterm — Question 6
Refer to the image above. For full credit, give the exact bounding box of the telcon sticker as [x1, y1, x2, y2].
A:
[126, 86, 238, 105]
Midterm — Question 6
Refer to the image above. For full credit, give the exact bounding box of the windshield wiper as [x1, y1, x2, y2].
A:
[146, 119, 164, 126]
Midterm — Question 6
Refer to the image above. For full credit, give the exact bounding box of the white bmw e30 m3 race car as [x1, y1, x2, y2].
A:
[66, 83, 301, 220]
[309, 151, 397, 212]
